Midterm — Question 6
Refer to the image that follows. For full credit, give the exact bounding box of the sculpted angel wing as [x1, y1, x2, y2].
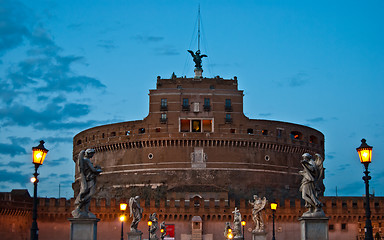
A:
[187, 50, 195, 57]
[78, 150, 85, 174]
[129, 197, 134, 217]
[201, 54, 208, 58]
[315, 154, 324, 179]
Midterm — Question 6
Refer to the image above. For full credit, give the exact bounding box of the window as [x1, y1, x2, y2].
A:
[247, 128, 254, 134]
[192, 120, 201, 132]
[341, 223, 347, 230]
[277, 129, 283, 138]
[126, 130, 131, 136]
[262, 130, 268, 135]
[110, 132, 116, 137]
[290, 131, 302, 140]
[161, 98, 167, 111]
[139, 128, 145, 134]
[182, 98, 190, 111]
[225, 99, 232, 111]
[230, 129, 236, 133]
[225, 114, 232, 123]
[329, 224, 334, 230]
[180, 119, 190, 132]
[209, 85, 215, 89]
[156, 128, 161, 132]
[204, 98, 210, 111]
[160, 113, 167, 123]
[76, 140, 82, 145]
[180, 119, 213, 133]
[202, 120, 212, 132]
[309, 135, 318, 144]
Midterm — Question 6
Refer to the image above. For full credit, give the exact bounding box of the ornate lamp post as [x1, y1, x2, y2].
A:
[241, 220, 246, 240]
[227, 227, 233, 239]
[271, 202, 277, 240]
[30, 140, 48, 240]
[356, 138, 374, 240]
[120, 203, 127, 240]
[148, 220, 152, 240]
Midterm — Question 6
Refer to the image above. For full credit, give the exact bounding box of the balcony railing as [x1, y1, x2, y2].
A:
[182, 105, 190, 111]
[160, 105, 168, 111]
[225, 117, 232, 124]
[203, 105, 211, 111]
[160, 118, 168, 124]
[225, 105, 232, 112]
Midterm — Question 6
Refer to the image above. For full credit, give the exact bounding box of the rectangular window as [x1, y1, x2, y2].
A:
[277, 129, 283, 138]
[161, 98, 167, 107]
[247, 128, 254, 134]
[225, 114, 232, 123]
[225, 99, 232, 111]
[204, 98, 210, 106]
[160, 113, 167, 123]
[192, 120, 201, 132]
[180, 119, 190, 132]
[183, 98, 189, 106]
[202, 120, 212, 132]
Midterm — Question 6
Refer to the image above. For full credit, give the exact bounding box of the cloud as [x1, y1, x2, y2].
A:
[97, 40, 116, 50]
[307, 117, 326, 123]
[336, 163, 351, 172]
[338, 181, 362, 196]
[132, 35, 164, 43]
[288, 72, 309, 87]
[44, 136, 72, 144]
[0, 143, 26, 157]
[44, 157, 68, 167]
[59, 173, 71, 178]
[0, 0, 32, 56]
[326, 152, 336, 160]
[0, 169, 30, 187]
[154, 45, 179, 56]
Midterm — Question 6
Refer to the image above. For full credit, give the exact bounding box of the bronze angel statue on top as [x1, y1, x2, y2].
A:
[188, 50, 207, 69]
[299, 153, 325, 217]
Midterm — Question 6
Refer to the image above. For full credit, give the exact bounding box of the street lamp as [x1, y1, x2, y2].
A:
[120, 203, 127, 240]
[227, 227, 233, 239]
[241, 220, 246, 240]
[271, 202, 277, 240]
[148, 220, 152, 240]
[356, 138, 374, 240]
[30, 140, 48, 240]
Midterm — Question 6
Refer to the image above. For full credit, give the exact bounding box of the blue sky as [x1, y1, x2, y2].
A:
[0, 0, 383, 199]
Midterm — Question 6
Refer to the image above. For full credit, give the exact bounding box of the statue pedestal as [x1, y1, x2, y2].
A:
[299, 216, 329, 240]
[127, 231, 143, 240]
[69, 218, 100, 240]
[252, 231, 267, 240]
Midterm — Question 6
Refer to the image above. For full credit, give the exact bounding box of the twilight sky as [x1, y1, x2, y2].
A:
[0, 0, 383, 199]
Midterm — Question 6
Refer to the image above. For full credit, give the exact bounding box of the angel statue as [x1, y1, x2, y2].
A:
[187, 50, 207, 69]
[72, 149, 102, 218]
[249, 195, 267, 232]
[232, 207, 242, 239]
[299, 153, 325, 217]
[149, 213, 159, 240]
[129, 196, 143, 232]
[224, 222, 232, 239]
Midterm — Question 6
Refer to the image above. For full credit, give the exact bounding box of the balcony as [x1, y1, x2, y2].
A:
[160, 105, 168, 111]
[160, 117, 168, 124]
[203, 105, 211, 111]
[225, 117, 232, 124]
[182, 105, 190, 111]
[225, 105, 232, 112]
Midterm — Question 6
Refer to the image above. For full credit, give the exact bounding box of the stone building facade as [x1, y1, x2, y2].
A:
[73, 75, 324, 202]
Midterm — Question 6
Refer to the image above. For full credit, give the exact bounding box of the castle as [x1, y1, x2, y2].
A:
[1, 53, 383, 240]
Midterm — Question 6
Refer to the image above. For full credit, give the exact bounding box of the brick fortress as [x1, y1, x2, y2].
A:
[1, 58, 383, 240]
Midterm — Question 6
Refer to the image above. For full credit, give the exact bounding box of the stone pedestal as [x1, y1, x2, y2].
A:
[127, 231, 142, 240]
[194, 68, 203, 79]
[252, 231, 267, 240]
[69, 218, 100, 240]
[299, 216, 329, 240]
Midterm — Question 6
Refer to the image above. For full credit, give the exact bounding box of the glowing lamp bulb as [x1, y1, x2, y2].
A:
[119, 215, 125, 222]
[30, 177, 37, 183]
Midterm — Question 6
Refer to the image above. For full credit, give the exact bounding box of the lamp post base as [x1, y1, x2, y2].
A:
[299, 216, 329, 240]
[69, 218, 100, 240]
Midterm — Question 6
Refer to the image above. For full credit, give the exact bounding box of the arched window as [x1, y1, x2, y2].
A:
[290, 131, 302, 140]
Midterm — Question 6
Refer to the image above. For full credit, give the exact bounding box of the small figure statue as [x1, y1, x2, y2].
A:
[299, 153, 325, 217]
[160, 221, 166, 240]
[232, 207, 242, 239]
[187, 50, 207, 69]
[224, 222, 232, 239]
[149, 213, 159, 240]
[72, 149, 102, 218]
[249, 195, 267, 232]
[129, 196, 143, 232]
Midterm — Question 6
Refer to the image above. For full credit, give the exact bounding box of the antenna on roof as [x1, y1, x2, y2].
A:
[198, 4, 201, 51]
[187, 4, 207, 79]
